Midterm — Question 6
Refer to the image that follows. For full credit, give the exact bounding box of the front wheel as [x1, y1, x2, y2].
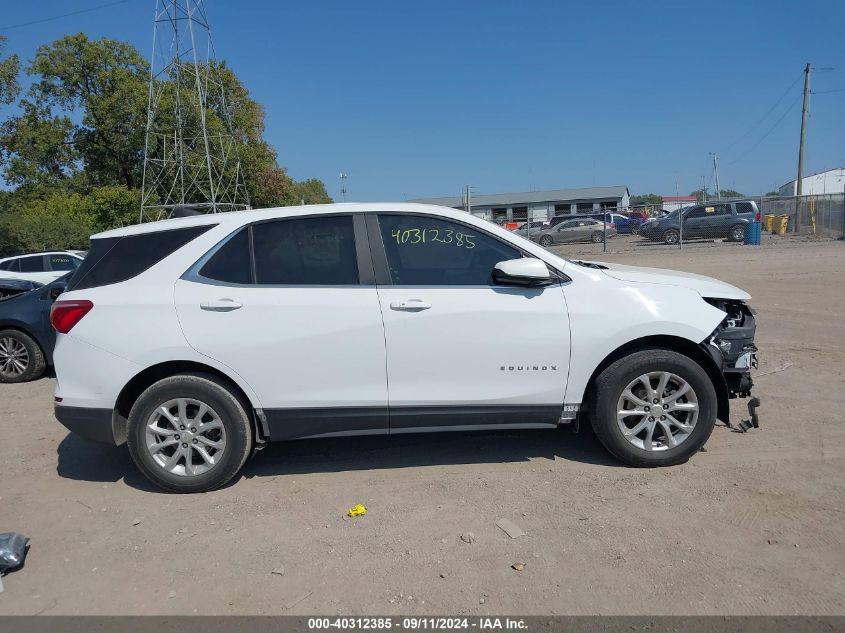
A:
[729, 224, 746, 241]
[127, 373, 253, 492]
[663, 229, 680, 244]
[539, 235, 553, 247]
[0, 329, 46, 383]
[589, 349, 717, 467]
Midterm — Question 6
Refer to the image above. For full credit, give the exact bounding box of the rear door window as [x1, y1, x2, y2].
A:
[68, 225, 214, 291]
[48, 254, 80, 271]
[198, 228, 252, 284]
[252, 215, 359, 285]
[19, 256, 45, 272]
[735, 202, 754, 215]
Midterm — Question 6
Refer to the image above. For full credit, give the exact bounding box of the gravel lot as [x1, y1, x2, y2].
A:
[1, 240, 844, 615]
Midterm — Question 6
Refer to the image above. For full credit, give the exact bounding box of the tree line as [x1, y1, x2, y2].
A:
[0, 34, 331, 255]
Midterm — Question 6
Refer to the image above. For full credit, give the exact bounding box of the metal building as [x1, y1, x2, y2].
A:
[410, 186, 630, 223]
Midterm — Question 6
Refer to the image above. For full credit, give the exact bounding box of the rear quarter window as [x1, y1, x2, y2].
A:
[67, 225, 214, 291]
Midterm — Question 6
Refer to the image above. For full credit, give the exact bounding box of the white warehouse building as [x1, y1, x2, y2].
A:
[778, 167, 845, 196]
[410, 186, 630, 224]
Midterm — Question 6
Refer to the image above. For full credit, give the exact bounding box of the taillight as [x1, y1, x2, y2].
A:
[51, 300, 93, 333]
[755, 211, 761, 221]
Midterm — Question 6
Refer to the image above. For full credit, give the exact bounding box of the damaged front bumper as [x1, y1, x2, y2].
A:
[702, 298, 758, 398]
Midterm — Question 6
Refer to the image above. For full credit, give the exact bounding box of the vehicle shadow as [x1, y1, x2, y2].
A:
[243, 427, 619, 480]
[56, 427, 620, 493]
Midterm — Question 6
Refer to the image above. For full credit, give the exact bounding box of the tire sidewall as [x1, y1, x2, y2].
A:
[663, 230, 679, 244]
[127, 375, 252, 492]
[0, 329, 44, 383]
[539, 236, 552, 247]
[592, 350, 717, 467]
[591, 232, 603, 243]
[730, 225, 745, 241]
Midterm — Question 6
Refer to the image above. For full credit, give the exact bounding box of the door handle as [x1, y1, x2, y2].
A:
[390, 299, 432, 311]
[200, 298, 243, 312]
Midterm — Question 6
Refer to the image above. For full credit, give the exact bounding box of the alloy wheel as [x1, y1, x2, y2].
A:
[0, 336, 28, 379]
[616, 371, 699, 451]
[731, 226, 745, 241]
[145, 398, 227, 476]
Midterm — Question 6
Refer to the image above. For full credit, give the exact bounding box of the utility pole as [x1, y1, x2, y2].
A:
[465, 184, 472, 214]
[795, 62, 811, 232]
[711, 153, 721, 200]
[140, 0, 250, 222]
[339, 172, 348, 201]
[701, 175, 707, 202]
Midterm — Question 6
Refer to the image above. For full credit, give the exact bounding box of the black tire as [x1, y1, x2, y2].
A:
[589, 349, 717, 467]
[728, 224, 745, 241]
[539, 235, 553, 247]
[126, 373, 253, 493]
[0, 329, 47, 383]
[591, 231, 604, 243]
[663, 229, 680, 244]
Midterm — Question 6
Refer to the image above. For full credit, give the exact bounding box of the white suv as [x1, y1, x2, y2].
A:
[0, 251, 86, 284]
[52, 203, 758, 492]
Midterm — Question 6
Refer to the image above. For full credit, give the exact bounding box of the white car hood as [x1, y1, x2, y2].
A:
[582, 261, 750, 300]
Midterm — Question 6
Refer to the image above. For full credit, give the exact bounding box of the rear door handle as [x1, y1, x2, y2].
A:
[390, 299, 432, 311]
[200, 298, 243, 312]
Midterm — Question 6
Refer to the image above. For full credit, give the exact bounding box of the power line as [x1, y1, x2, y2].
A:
[813, 88, 845, 94]
[726, 92, 803, 165]
[721, 72, 803, 153]
[0, 0, 129, 31]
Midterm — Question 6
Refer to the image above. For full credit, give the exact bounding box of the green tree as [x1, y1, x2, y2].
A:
[719, 189, 745, 199]
[630, 194, 662, 206]
[0, 36, 20, 105]
[0, 99, 79, 191]
[292, 178, 332, 205]
[27, 33, 149, 189]
[7, 192, 96, 252]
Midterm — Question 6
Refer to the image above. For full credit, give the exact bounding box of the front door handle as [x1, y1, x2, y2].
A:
[390, 299, 432, 311]
[200, 298, 243, 312]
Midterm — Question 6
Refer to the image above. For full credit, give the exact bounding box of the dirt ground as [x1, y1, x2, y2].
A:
[1, 240, 844, 616]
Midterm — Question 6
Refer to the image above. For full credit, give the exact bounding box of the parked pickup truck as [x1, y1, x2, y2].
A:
[638, 201, 760, 244]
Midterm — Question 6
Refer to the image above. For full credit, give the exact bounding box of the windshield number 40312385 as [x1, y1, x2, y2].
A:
[390, 227, 475, 248]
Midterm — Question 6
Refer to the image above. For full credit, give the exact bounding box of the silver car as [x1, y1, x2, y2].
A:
[531, 218, 616, 246]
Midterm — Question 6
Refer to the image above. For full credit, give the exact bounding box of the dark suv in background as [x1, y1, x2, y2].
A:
[638, 200, 759, 244]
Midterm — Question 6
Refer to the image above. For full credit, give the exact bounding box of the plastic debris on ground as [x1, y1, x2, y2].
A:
[0, 532, 30, 592]
[347, 504, 367, 517]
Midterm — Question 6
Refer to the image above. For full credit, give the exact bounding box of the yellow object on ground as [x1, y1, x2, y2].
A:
[347, 504, 367, 517]
[763, 214, 775, 231]
[773, 215, 789, 235]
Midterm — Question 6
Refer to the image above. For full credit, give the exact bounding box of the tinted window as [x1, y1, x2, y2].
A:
[252, 216, 358, 285]
[19, 256, 45, 272]
[67, 225, 214, 291]
[378, 214, 520, 286]
[685, 207, 706, 219]
[736, 202, 754, 215]
[0, 260, 14, 271]
[711, 204, 731, 216]
[48, 254, 80, 271]
[199, 228, 252, 284]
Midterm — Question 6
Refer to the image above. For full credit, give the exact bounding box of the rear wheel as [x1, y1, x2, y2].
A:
[539, 235, 553, 247]
[589, 349, 717, 467]
[126, 373, 253, 493]
[591, 231, 604, 243]
[663, 229, 680, 244]
[0, 329, 46, 383]
[729, 224, 746, 241]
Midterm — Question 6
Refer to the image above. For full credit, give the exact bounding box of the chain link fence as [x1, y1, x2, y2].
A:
[514, 192, 844, 257]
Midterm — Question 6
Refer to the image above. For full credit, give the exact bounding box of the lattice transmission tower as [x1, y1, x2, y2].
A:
[140, 0, 250, 222]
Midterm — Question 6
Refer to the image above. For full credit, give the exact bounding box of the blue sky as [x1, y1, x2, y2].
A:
[2, 0, 844, 200]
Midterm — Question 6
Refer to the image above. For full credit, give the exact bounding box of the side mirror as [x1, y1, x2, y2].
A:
[493, 258, 553, 287]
